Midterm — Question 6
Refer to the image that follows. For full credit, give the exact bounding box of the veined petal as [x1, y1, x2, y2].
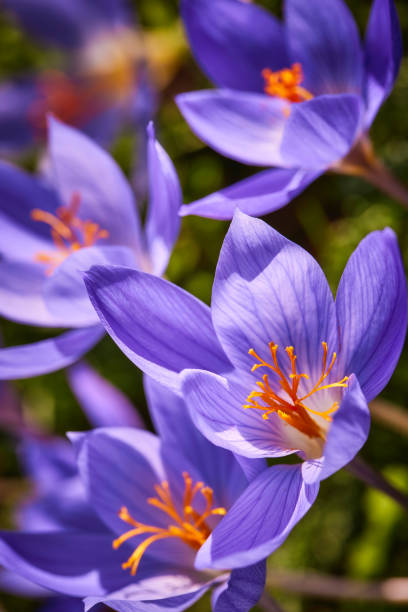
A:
[181, 0, 288, 92]
[145, 123, 181, 276]
[180, 168, 322, 220]
[84, 266, 231, 393]
[364, 0, 402, 126]
[0, 326, 103, 380]
[285, 0, 363, 95]
[280, 94, 364, 170]
[213, 561, 266, 612]
[176, 90, 286, 167]
[196, 464, 319, 569]
[335, 229, 407, 402]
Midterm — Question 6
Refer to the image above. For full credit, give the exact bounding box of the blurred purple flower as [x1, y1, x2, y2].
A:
[0, 377, 268, 611]
[83, 211, 407, 566]
[177, 0, 402, 218]
[0, 118, 181, 379]
[0, 0, 154, 153]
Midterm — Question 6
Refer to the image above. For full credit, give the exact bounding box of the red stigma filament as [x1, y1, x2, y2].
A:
[262, 63, 314, 103]
[244, 342, 348, 439]
[112, 472, 227, 576]
[31, 192, 109, 275]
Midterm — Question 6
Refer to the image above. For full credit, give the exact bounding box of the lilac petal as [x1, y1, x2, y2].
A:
[182, 370, 295, 459]
[181, 0, 288, 92]
[335, 229, 407, 402]
[285, 0, 363, 95]
[302, 376, 370, 483]
[180, 168, 322, 220]
[0, 531, 130, 597]
[364, 0, 402, 126]
[214, 561, 266, 612]
[0, 568, 51, 596]
[43, 245, 138, 328]
[0, 80, 37, 153]
[20, 437, 76, 491]
[40, 598, 87, 612]
[176, 90, 287, 167]
[280, 94, 364, 170]
[68, 362, 143, 428]
[85, 266, 231, 392]
[48, 118, 144, 255]
[196, 464, 319, 569]
[145, 123, 181, 276]
[212, 211, 337, 378]
[0, 326, 103, 380]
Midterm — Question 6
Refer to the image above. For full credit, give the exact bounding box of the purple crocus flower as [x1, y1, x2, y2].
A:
[83, 211, 407, 567]
[0, 376, 269, 611]
[0, 116, 181, 380]
[176, 0, 403, 218]
[0, 0, 153, 153]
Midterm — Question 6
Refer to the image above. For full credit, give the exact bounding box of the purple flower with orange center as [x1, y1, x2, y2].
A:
[176, 0, 405, 219]
[84, 211, 407, 566]
[0, 117, 181, 380]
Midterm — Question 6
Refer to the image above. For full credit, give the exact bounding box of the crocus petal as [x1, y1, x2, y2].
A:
[0, 568, 51, 597]
[20, 437, 77, 491]
[43, 245, 138, 328]
[181, 0, 288, 92]
[145, 123, 181, 276]
[0, 326, 103, 380]
[213, 561, 266, 612]
[40, 598, 87, 612]
[335, 229, 407, 402]
[285, 0, 363, 95]
[68, 362, 144, 428]
[364, 0, 402, 126]
[48, 118, 144, 255]
[212, 211, 337, 378]
[84, 266, 231, 392]
[302, 376, 370, 483]
[176, 90, 287, 167]
[0, 531, 130, 597]
[180, 168, 322, 220]
[196, 464, 319, 569]
[280, 95, 364, 170]
[0, 80, 37, 153]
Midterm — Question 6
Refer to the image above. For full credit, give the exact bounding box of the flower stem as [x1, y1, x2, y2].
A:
[259, 591, 287, 612]
[346, 455, 408, 513]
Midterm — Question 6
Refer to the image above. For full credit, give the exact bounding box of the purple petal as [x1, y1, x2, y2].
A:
[285, 0, 363, 95]
[0, 80, 37, 153]
[40, 598, 86, 612]
[335, 229, 407, 402]
[302, 375, 370, 483]
[214, 561, 266, 612]
[181, 0, 288, 92]
[0, 326, 103, 380]
[196, 464, 319, 569]
[364, 0, 402, 126]
[48, 118, 144, 256]
[68, 362, 144, 428]
[212, 211, 337, 378]
[0, 568, 51, 596]
[20, 437, 77, 491]
[145, 123, 181, 276]
[280, 94, 364, 169]
[85, 266, 231, 392]
[43, 246, 138, 328]
[176, 90, 286, 167]
[180, 168, 322, 220]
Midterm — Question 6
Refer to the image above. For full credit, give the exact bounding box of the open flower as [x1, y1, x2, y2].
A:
[177, 0, 403, 218]
[0, 118, 181, 379]
[84, 212, 407, 566]
[0, 0, 153, 153]
[0, 378, 269, 611]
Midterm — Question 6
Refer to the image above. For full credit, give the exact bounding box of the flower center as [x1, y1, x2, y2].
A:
[31, 192, 109, 275]
[244, 341, 348, 439]
[113, 471, 227, 576]
[262, 63, 314, 103]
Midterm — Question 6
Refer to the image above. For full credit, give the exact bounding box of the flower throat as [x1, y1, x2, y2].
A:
[262, 63, 313, 103]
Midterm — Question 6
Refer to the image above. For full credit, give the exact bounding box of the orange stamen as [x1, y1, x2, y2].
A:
[113, 472, 226, 576]
[262, 63, 314, 104]
[31, 192, 109, 275]
[244, 341, 348, 439]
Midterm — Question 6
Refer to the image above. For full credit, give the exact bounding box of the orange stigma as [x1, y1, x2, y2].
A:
[244, 342, 348, 439]
[113, 472, 226, 576]
[31, 192, 109, 275]
[262, 63, 314, 103]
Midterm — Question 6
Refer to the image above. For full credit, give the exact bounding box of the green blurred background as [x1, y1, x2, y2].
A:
[1, 0, 408, 610]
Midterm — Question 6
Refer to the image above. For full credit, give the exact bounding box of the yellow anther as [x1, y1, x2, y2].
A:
[262, 63, 314, 103]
